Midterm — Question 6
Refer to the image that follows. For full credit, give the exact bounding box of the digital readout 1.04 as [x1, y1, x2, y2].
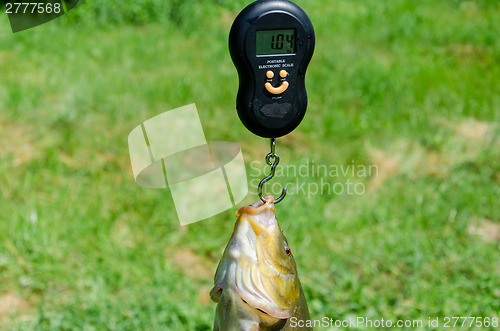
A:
[256, 29, 296, 56]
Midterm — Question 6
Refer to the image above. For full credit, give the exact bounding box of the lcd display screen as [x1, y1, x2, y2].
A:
[256, 29, 296, 55]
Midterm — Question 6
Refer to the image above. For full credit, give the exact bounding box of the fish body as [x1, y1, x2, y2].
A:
[210, 197, 312, 331]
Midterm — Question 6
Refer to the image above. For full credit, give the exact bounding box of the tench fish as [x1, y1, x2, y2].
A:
[210, 196, 312, 331]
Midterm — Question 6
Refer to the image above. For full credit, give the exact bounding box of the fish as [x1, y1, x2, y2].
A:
[210, 196, 312, 331]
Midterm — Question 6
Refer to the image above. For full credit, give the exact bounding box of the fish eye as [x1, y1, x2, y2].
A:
[284, 245, 291, 256]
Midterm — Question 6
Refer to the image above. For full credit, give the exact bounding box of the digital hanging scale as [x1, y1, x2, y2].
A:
[230, 0, 315, 138]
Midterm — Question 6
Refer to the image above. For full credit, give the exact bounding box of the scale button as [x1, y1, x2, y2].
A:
[279, 70, 288, 78]
[265, 81, 289, 95]
[266, 71, 274, 79]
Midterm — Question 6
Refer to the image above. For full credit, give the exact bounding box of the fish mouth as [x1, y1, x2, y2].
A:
[235, 196, 275, 218]
[235, 196, 278, 232]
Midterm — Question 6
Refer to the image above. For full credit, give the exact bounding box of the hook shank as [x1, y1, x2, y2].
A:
[258, 138, 287, 204]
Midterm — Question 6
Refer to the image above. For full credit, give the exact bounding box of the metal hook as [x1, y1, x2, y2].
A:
[258, 138, 287, 204]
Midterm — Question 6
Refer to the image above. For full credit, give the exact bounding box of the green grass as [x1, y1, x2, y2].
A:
[0, 0, 499, 330]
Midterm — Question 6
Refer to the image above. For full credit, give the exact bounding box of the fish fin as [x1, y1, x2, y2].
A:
[210, 285, 223, 303]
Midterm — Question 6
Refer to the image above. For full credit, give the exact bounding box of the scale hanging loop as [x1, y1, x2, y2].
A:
[258, 138, 287, 204]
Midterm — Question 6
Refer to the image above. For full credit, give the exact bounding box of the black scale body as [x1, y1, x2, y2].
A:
[229, 0, 315, 138]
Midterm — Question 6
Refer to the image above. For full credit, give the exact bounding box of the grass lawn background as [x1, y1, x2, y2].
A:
[0, 0, 499, 329]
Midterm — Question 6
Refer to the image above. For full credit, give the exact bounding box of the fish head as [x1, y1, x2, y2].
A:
[211, 196, 300, 324]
